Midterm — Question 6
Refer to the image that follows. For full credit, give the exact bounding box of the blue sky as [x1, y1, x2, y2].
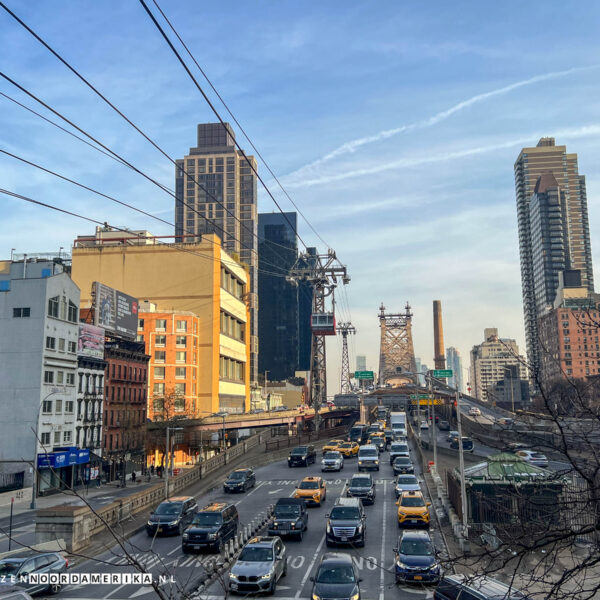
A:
[2, 1, 600, 392]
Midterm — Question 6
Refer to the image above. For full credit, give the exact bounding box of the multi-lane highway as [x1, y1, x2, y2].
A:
[56, 440, 442, 600]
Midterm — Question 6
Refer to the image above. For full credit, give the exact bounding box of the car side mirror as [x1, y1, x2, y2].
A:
[358, 578, 363, 582]
[325, 514, 330, 518]
[310, 577, 314, 582]
[392, 547, 397, 553]
[395, 501, 399, 506]
[427, 502, 432, 507]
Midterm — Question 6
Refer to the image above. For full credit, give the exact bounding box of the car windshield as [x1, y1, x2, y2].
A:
[397, 475, 418, 485]
[291, 448, 307, 455]
[395, 457, 410, 464]
[239, 547, 273, 562]
[275, 505, 300, 517]
[360, 449, 377, 457]
[330, 507, 360, 519]
[155, 502, 182, 515]
[394, 445, 408, 452]
[351, 478, 371, 487]
[400, 539, 434, 556]
[449, 431, 459, 437]
[316, 565, 356, 584]
[0, 562, 21, 576]
[299, 480, 319, 489]
[340, 443, 352, 448]
[532, 453, 546, 459]
[229, 472, 246, 480]
[193, 513, 222, 526]
[401, 496, 425, 507]
[324, 452, 340, 459]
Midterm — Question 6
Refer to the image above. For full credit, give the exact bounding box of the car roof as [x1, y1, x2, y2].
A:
[245, 536, 277, 547]
[319, 552, 354, 567]
[401, 490, 424, 498]
[275, 497, 306, 506]
[351, 473, 371, 479]
[400, 530, 431, 542]
[335, 497, 361, 506]
[301, 476, 321, 482]
[163, 496, 193, 503]
[443, 574, 527, 598]
[359, 444, 377, 450]
[199, 502, 230, 512]
[233, 468, 251, 473]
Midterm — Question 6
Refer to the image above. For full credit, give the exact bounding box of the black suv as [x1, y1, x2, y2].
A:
[310, 553, 362, 600]
[326, 498, 366, 547]
[392, 456, 415, 475]
[434, 574, 530, 599]
[268, 497, 308, 540]
[146, 496, 198, 536]
[288, 445, 316, 467]
[346, 474, 376, 505]
[223, 468, 256, 493]
[182, 502, 239, 552]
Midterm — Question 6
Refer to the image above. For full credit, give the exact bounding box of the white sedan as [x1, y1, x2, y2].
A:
[468, 407, 481, 417]
[516, 450, 548, 468]
[419, 421, 429, 431]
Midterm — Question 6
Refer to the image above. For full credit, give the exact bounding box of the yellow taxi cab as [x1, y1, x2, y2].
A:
[294, 476, 327, 506]
[377, 420, 386, 429]
[396, 490, 431, 527]
[338, 441, 360, 458]
[322, 439, 345, 453]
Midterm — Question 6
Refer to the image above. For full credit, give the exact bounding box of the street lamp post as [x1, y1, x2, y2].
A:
[455, 385, 469, 542]
[164, 425, 183, 500]
[31, 390, 62, 509]
[427, 372, 438, 471]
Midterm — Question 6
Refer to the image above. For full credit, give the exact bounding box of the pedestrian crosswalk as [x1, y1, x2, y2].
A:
[99, 552, 215, 569]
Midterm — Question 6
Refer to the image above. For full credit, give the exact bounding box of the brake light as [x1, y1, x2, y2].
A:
[64, 557, 69, 568]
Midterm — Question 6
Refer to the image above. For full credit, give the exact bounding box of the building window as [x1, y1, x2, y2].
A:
[154, 351, 166, 363]
[153, 382, 165, 396]
[176, 335, 186, 347]
[68, 340, 76, 353]
[13, 307, 30, 318]
[46, 336, 56, 350]
[154, 367, 165, 379]
[136, 334, 145, 343]
[175, 367, 186, 379]
[175, 383, 186, 396]
[68, 301, 78, 323]
[56, 371, 64, 385]
[42, 400, 52, 413]
[48, 296, 59, 318]
[155, 335, 166, 347]
[138, 318, 144, 330]
[41, 432, 51, 446]
[176, 320, 187, 332]
[58, 338, 66, 352]
[176, 351, 186, 363]
[44, 371, 54, 384]
[63, 431, 72, 443]
[53, 432, 61, 445]
[153, 398, 164, 413]
[174, 397, 185, 412]
[55, 399, 62, 414]
[156, 319, 167, 331]
[65, 400, 74, 414]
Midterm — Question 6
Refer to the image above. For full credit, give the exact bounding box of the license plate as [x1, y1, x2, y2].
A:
[158, 527, 163, 532]
[193, 545, 200, 549]
[341, 536, 348, 541]
[411, 520, 418, 524]
[414, 575, 423, 580]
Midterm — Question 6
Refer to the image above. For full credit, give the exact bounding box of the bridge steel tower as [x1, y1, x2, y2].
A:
[378, 302, 417, 384]
[337, 322, 356, 394]
[289, 250, 350, 431]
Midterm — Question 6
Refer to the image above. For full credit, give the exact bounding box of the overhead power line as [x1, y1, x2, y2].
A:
[150, 0, 330, 250]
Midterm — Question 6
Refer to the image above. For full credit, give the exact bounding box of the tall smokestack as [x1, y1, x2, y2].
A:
[433, 300, 446, 370]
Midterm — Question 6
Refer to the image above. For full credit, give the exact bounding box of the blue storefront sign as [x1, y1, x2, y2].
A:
[37, 447, 90, 469]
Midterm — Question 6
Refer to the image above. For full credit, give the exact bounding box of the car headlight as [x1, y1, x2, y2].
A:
[182, 533, 188, 539]
[398, 511, 407, 516]
[350, 593, 359, 600]
[358, 460, 364, 464]
[326, 522, 331, 533]
[260, 571, 273, 580]
[147, 520, 154, 526]
[396, 559, 409, 568]
[168, 520, 179, 526]
[357, 524, 363, 533]
[431, 563, 440, 572]
[229, 573, 238, 581]
[273, 522, 278, 527]
[312, 594, 321, 600]
[208, 533, 217, 540]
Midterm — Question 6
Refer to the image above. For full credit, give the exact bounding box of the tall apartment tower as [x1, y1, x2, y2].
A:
[258, 212, 299, 381]
[175, 123, 258, 383]
[446, 347, 463, 392]
[514, 138, 594, 375]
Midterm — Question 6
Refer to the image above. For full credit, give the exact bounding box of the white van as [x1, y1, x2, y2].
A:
[357, 444, 380, 472]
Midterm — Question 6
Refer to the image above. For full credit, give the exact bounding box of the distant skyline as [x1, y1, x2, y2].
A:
[2, 2, 600, 393]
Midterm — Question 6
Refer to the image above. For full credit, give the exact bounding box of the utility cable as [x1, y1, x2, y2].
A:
[150, 0, 330, 250]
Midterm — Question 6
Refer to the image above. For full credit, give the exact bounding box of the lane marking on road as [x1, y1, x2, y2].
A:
[166, 545, 180, 556]
[234, 481, 266, 506]
[379, 479, 387, 600]
[105, 583, 128, 599]
[295, 533, 326, 599]
[268, 488, 283, 495]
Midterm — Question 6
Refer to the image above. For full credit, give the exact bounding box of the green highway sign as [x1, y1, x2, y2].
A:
[354, 370, 374, 380]
[433, 369, 453, 379]
[410, 394, 430, 399]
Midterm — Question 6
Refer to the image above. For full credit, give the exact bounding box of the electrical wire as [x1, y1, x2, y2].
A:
[149, 0, 330, 251]
[136, 0, 309, 252]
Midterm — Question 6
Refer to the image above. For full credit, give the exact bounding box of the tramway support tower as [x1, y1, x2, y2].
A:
[337, 322, 356, 394]
[289, 250, 350, 432]
[378, 302, 417, 385]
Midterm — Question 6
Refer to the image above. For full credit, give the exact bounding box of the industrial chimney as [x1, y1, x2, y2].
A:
[433, 300, 446, 370]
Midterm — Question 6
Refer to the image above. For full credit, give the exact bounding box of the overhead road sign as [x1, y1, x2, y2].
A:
[354, 371, 374, 380]
[433, 369, 453, 379]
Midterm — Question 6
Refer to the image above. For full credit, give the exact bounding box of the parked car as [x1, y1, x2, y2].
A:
[437, 420, 450, 431]
[268, 498, 308, 540]
[147, 496, 198, 537]
[0, 553, 68, 596]
[321, 451, 344, 472]
[392, 456, 415, 475]
[223, 468, 255, 493]
[394, 530, 441, 584]
[228, 536, 287, 595]
[346, 473, 376, 505]
[396, 490, 431, 528]
[325, 497, 366, 547]
[394, 474, 421, 498]
[434, 574, 531, 600]
[288, 445, 316, 467]
[447, 430, 460, 443]
[294, 476, 327, 507]
[389, 442, 410, 465]
[449, 437, 474, 453]
[515, 450, 548, 468]
[182, 502, 238, 553]
[310, 553, 362, 600]
[468, 407, 481, 417]
[338, 442, 360, 458]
